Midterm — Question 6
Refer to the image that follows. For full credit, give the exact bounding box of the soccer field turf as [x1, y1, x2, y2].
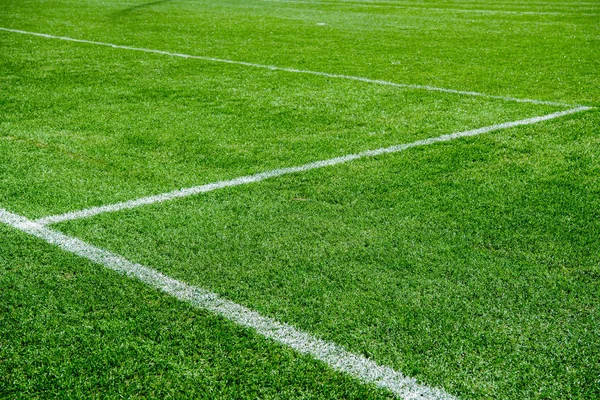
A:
[1, 0, 598, 398]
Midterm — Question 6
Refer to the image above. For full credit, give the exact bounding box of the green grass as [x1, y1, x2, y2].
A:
[0, 32, 559, 218]
[57, 111, 600, 398]
[1, 0, 598, 398]
[0, 226, 393, 399]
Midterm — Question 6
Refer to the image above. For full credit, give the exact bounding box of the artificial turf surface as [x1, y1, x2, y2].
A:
[1, 0, 598, 398]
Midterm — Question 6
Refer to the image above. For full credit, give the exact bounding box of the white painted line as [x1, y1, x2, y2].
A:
[0, 27, 575, 107]
[0, 208, 455, 400]
[35, 106, 591, 225]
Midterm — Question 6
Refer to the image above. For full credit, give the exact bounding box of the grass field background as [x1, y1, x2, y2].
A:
[1, 0, 598, 398]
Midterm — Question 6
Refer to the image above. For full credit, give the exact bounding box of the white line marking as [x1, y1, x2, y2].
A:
[35, 106, 591, 225]
[0, 27, 575, 107]
[0, 208, 455, 400]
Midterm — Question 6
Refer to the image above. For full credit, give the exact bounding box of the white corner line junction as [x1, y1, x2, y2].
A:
[0, 208, 456, 400]
[35, 106, 591, 226]
[0, 27, 577, 108]
[0, 22, 594, 400]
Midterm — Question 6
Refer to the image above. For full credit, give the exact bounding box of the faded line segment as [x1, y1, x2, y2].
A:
[0, 27, 575, 107]
[263, 0, 599, 16]
[0, 208, 455, 400]
[35, 106, 591, 225]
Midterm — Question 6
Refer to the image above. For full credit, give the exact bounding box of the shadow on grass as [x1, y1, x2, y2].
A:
[115, 0, 174, 15]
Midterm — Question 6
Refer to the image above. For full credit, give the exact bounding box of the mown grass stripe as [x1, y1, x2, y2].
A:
[0, 27, 576, 107]
[263, 0, 599, 16]
[35, 106, 591, 225]
[0, 208, 455, 400]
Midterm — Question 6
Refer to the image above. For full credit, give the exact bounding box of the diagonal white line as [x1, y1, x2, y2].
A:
[35, 106, 591, 225]
[0, 27, 576, 107]
[0, 208, 456, 400]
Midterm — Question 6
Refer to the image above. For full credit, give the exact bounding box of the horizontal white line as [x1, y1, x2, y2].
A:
[0, 208, 455, 400]
[35, 106, 591, 225]
[0, 27, 575, 107]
